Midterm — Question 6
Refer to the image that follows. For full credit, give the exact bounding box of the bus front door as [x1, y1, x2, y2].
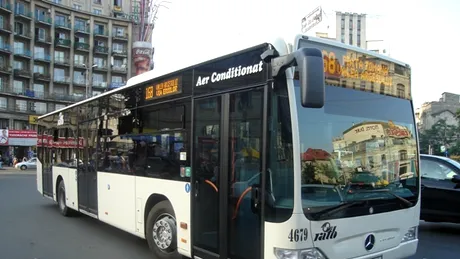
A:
[192, 88, 265, 259]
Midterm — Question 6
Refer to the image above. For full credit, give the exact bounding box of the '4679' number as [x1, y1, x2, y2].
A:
[288, 228, 308, 242]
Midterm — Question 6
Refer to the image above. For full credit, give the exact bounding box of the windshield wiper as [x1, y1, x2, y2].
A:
[309, 200, 365, 220]
[351, 189, 413, 208]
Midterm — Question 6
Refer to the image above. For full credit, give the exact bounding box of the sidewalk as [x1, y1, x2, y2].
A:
[0, 167, 36, 175]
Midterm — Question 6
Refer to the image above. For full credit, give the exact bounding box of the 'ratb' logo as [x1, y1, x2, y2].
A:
[314, 222, 338, 241]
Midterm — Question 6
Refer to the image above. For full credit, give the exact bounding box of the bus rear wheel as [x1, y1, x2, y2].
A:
[146, 201, 180, 259]
[58, 181, 71, 217]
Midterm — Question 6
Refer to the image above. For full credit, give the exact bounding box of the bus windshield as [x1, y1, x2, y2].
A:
[294, 82, 419, 220]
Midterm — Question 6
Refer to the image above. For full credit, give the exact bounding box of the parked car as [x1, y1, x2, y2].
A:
[419, 154, 460, 223]
[14, 157, 37, 170]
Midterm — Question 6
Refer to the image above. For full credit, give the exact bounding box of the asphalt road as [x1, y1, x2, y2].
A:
[0, 170, 458, 259]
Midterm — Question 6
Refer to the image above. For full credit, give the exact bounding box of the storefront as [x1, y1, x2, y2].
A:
[0, 129, 38, 163]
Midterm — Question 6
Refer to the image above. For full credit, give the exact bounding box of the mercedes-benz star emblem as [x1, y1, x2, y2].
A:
[364, 234, 375, 251]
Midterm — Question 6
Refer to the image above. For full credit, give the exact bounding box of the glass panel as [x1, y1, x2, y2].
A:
[193, 96, 221, 253]
[228, 90, 262, 259]
[295, 82, 419, 220]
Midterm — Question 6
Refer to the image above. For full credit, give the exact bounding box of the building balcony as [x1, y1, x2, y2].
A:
[51, 93, 85, 102]
[94, 29, 108, 37]
[55, 38, 71, 48]
[35, 35, 52, 45]
[73, 77, 86, 86]
[112, 33, 128, 41]
[0, 43, 10, 53]
[74, 25, 90, 34]
[54, 57, 70, 66]
[94, 46, 108, 54]
[112, 49, 128, 57]
[13, 69, 31, 78]
[34, 54, 51, 63]
[0, 64, 12, 74]
[35, 16, 52, 26]
[0, 1, 11, 13]
[74, 42, 90, 51]
[14, 30, 32, 39]
[94, 65, 108, 71]
[14, 9, 32, 20]
[55, 21, 71, 30]
[111, 66, 127, 73]
[53, 76, 70, 84]
[92, 81, 107, 88]
[13, 49, 32, 58]
[109, 82, 126, 89]
[0, 23, 12, 33]
[33, 72, 51, 82]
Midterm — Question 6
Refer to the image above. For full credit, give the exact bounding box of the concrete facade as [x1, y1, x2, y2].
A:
[335, 12, 367, 49]
[415, 92, 460, 131]
[0, 0, 136, 132]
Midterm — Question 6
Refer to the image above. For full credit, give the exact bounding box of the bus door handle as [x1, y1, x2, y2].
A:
[194, 180, 199, 199]
[251, 185, 261, 213]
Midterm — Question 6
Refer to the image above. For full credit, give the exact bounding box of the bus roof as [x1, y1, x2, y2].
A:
[294, 34, 410, 68]
[37, 42, 275, 120]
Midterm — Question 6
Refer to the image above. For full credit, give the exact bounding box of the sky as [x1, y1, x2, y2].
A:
[150, 0, 460, 109]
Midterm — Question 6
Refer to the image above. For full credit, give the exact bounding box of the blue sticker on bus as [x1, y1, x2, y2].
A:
[185, 183, 191, 193]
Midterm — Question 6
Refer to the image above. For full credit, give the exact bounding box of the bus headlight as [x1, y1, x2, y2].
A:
[274, 247, 326, 259]
[401, 226, 417, 243]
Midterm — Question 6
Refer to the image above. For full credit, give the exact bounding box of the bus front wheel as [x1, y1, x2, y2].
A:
[146, 201, 180, 259]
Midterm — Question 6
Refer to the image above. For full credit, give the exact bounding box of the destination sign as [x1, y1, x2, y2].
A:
[145, 76, 182, 101]
[297, 39, 411, 100]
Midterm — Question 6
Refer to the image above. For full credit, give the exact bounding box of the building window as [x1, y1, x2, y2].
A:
[55, 15, 66, 26]
[73, 71, 85, 84]
[397, 84, 405, 98]
[13, 80, 24, 94]
[14, 22, 25, 35]
[13, 60, 24, 70]
[34, 46, 45, 59]
[112, 42, 125, 53]
[94, 24, 104, 34]
[55, 104, 66, 111]
[113, 27, 125, 37]
[54, 51, 65, 63]
[75, 19, 87, 31]
[112, 76, 123, 83]
[93, 9, 102, 15]
[14, 41, 25, 54]
[94, 0, 102, 4]
[13, 120, 29, 130]
[349, 34, 353, 45]
[15, 100, 27, 113]
[34, 102, 47, 114]
[93, 57, 106, 68]
[74, 54, 85, 65]
[0, 118, 8, 128]
[357, 19, 361, 30]
[35, 28, 45, 41]
[34, 65, 45, 74]
[33, 84, 45, 98]
[114, 0, 122, 7]
[54, 68, 65, 81]
[0, 97, 6, 110]
[92, 73, 104, 84]
[73, 4, 82, 10]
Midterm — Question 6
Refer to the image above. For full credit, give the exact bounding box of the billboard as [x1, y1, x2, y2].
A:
[133, 41, 154, 75]
[301, 6, 323, 33]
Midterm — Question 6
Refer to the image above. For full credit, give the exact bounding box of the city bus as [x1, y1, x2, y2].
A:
[36, 35, 420, 259]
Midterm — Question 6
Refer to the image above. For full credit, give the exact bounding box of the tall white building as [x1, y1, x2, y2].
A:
[335, 12, 367, 49]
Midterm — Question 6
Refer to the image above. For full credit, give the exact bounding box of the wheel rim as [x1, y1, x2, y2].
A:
[59, 188, 65, 211]
[152, 213, 175, 251]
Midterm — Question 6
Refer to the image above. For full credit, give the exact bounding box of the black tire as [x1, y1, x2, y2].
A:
[20, 165, 27, 170]
[146, 201, 181, 259]
[57, 180, 72, 217]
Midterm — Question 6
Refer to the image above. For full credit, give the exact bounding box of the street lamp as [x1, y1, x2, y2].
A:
[82, 64, 98, 99]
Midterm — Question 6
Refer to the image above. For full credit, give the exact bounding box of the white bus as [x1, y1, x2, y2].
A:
[36, 35, 420, 259]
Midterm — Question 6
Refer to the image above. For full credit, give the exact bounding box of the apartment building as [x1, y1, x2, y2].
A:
[0, 0, 135, 159]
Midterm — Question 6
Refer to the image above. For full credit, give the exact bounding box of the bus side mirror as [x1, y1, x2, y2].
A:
[296, 48, 325, 108]
[262, 47, 325, 108]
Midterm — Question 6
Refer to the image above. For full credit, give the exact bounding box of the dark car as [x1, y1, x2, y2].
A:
[420, 154, 460, 223]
